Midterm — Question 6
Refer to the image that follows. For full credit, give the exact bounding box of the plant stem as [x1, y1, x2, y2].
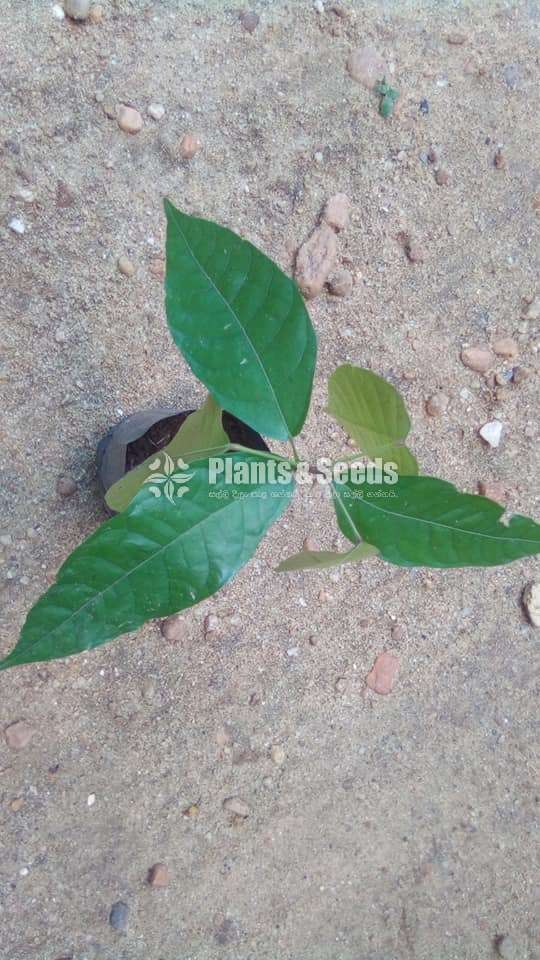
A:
[289, 438, 300, 464]
[227, 443, 296, 469]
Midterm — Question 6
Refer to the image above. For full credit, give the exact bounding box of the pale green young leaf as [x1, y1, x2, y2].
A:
[277, 541, 378, 572]
[105, 395, 228, 512]
[327, 364, 418, 475]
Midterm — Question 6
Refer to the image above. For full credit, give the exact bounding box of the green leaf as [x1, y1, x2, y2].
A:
[164, 200, 317, 440]
[332, 475, 540, 568]
[105, 395, 229, 512]
[327, 364, 418, 475]
[0, 454, 294, 671]
[277, 541, 378, 572]
[382, 446, 419, 477]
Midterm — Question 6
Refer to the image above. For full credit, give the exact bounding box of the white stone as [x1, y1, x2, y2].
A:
[64, 0, 91, 20]
[522, 581, 540, 627]
[479, 420, 503, 448]
[13, 187, 35, 203]
[270, 745, 286, 765]
[9, 217, 25, 235]
[87, 793, 96, 807]
[147, 102, 165, 121]
[52, 3, 65, 18]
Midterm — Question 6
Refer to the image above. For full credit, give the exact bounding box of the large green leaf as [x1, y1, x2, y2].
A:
[0, 454, 294, 671]
[105, 395, 229, 512]
[277, 541, 378, 572]
[332, 475, 540, 568]
[164, 200, 316, 440]
[327, 365, 418, 475]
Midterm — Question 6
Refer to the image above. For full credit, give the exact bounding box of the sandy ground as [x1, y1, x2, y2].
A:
[1, 1, 539, 958]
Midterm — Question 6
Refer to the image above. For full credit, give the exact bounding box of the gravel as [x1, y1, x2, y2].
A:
[109, 901, 129, 931]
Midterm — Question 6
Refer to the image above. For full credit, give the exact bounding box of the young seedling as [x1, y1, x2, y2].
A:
[375, 77, 400, 118]
[1, 200, 538, 672]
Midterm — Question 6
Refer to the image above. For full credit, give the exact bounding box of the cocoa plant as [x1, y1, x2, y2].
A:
[1, 200, 538, 671]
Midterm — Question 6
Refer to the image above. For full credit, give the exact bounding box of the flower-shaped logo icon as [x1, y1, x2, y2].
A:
[144, 453, 194, 503]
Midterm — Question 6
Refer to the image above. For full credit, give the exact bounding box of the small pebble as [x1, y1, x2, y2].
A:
[178, 133, 201, 159]
[405, 242, 425, 264]
[391, 624, 404, 642]
[493, 337, 518, 359]
[334, 677, 347, 694]
[64, 0, 90, 19]
[478, 480, 507, 502]
[109, 901, 129, 931]
[52, 3, 65, 18]
[55, 328, 68, 344]
[435, 167, 451, 186]
[223, 796, 250, 818]
[522, 297, 540, 321]
[13, 186, 35, 203]
[493, 149, 505, 170]
[419, 98, 429, 115]
[140, 677, 155, 702]
[427, 145, 440, 164]
[366, 652, 400, 695]
[479, 420, 503, 448]
[327, 269, 353, 297]
[446, 31, 467, 44]
[56, 181, 75, 208]
[116, 105, 143, 135]
[87, 793, 96, 807]
[102, 99, 117, 120]
[149, 257, 165, 280]
[160, 613, 184, 643]
[117, 255, 135, 277]
[330, 2, 349, 16]
[9, 217, 25, 235]
[147, 863, 170, 888]
[503, 64, 520, 90]
[10, 797, 25, 812]
[512, 366, 531, 385]
[204, 613, 220, 638]
[303, 537, 318, 552]
[56, 476, 77, 497]
[461, 345, 494, 374]
[426, 392, 449, 417]
[147, 103, 165, 121]
[322, 193, 351, 232]
[240, 10, 260, 33]
[4, 721, 35, 750]
[495, 933, 529, 959]
[270, 745, 285, 766]
[313, 0, 325, 11]
[522, 581, 540, 627]
[88, 3, 103, 23]
[295, 223, 337, 299]
[347, 46, 387, 90]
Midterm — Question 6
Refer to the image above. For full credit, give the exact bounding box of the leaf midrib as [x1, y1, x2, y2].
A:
[22, 483, 289, 651]
[168, 205, 290, 439]
[334, 483, 539, 547]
